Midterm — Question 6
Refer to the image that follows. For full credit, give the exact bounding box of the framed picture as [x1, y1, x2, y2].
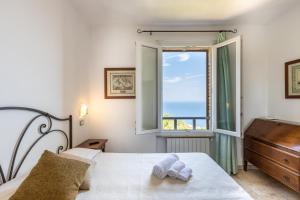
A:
[285, 59, 300, 98]
[104, 68, 135, 99]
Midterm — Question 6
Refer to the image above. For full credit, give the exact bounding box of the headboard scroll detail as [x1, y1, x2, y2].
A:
[0, 107, 72, 185]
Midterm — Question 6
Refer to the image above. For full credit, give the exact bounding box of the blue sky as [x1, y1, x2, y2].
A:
[163, 51, 207, 103]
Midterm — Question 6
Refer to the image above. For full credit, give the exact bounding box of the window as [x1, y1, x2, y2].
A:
[162, 49, 209, 131]
[136, 36, 241, 137]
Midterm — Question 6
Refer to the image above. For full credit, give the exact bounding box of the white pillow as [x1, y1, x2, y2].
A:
[60, 148, 100, 190]
[62, 148, 101, 160]
[0, 173, 28, 199]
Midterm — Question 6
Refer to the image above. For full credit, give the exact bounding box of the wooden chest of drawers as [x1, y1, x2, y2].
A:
[244, 119, 300, 193]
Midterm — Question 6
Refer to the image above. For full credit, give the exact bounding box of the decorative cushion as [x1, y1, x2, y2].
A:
[9, 150, 90, 200]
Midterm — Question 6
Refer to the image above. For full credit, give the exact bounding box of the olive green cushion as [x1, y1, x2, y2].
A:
[9, 150, 90, 200]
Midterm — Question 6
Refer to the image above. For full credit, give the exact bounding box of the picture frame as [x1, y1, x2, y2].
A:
[285, 59, 300, 98]
[104, 68, 136, 99]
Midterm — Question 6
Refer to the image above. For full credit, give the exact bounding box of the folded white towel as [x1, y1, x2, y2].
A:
[167, 160, 186, 179]
[152, 154, 179, 179]
[177, 167, 192, 182]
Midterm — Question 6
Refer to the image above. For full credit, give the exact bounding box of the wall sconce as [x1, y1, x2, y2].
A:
[79, 104, 88, 126]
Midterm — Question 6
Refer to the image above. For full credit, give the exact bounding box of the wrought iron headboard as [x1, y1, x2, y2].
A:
[0, 107, 72, 185]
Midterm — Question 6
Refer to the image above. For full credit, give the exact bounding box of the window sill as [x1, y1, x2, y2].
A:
[156, 130, 214, 138]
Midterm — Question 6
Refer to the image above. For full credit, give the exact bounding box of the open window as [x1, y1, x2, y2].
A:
[136, 36, 241, 137]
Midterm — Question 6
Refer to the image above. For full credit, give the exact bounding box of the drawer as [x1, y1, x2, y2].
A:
[245, 137, 300, 172]
[245, 149, 300, 192]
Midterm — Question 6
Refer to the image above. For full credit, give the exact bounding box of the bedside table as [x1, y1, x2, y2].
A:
[76, 139, 108, 152]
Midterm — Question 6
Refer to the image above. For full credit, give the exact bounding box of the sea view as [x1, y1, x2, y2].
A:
[163, 101, 207, 129]
[162, 51, 207, 130]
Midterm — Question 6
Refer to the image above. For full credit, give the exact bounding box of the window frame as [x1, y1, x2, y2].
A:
[136, 38, 242, 138]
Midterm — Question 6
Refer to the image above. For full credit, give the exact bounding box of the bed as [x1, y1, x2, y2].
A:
[0, 107, 253, 200]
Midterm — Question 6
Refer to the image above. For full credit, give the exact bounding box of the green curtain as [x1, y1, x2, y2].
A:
[214, 32, 238, 175]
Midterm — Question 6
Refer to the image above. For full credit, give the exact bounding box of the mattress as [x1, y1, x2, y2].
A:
[0, 153, 253, 200]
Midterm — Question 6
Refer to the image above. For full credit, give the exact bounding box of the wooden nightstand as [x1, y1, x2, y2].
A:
[76, 139, 108, 152]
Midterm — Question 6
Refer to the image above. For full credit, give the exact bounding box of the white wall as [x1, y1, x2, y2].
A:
[0, 0, 64, 111]
[267, 4, 300, 122]
[0, 0, 91, 179]
[63, 2, 92, 145]
[88, 23, 268, 165]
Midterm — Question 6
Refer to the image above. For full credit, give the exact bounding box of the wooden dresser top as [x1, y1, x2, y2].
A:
[245, 119, 300, 153]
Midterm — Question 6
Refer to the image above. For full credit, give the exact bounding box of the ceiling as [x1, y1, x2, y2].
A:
[70, 0, 299, 26]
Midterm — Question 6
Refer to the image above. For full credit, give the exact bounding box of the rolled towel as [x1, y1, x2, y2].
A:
[167, 160, 185, 179]
[177, 167, 192, 182]
[152, 154, 179, 179]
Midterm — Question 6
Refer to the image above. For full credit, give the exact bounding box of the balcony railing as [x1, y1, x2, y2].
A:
[162, 116, 209, 130]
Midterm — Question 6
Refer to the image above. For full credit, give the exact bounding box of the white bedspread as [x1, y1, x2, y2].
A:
[77, 153, 252, 200]
[0, 153, 253, 200]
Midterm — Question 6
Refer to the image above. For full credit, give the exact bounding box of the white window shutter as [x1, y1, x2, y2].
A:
[212, 36, 242, 137]
[135, 41, 162, 134]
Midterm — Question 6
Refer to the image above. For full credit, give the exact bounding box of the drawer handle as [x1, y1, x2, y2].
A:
[283, 158, 289, 164]
[283, 175, 290, 182]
